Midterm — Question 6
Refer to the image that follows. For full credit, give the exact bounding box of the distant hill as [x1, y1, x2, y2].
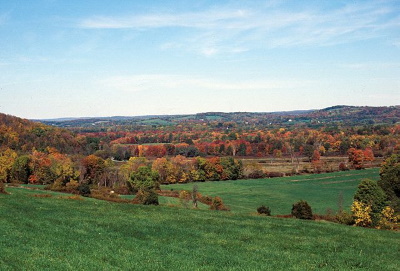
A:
[36, 105, 400, 129]
[0, 113, 83, 154]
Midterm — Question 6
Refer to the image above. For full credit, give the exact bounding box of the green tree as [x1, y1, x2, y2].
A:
[11, 155, 31, 183]
[378, 154, 400, 212]
[220, 157, 243, 180]
[129, 166, 159, 205]
[354, 179, 387, 225]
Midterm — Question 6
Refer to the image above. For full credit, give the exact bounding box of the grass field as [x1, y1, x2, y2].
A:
[162, 168, 380, 215]
[242, 156, 384, 174]
[1, 186, 399, 270]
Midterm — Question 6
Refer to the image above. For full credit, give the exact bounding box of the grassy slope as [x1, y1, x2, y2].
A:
[162, 168, 380, 215]
[1, 187, 399, 270]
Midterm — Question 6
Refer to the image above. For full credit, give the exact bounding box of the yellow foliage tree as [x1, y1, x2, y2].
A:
[0, 148, 18, 182]
[377, 206, 398, 230]
[351, 200, 372, 227]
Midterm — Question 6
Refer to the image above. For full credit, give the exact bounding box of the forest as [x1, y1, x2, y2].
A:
[1, 106, 400, 223]
[1, 106, 400, 270]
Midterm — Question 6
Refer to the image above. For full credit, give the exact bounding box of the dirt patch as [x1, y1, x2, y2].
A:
[32, 194, 52, 198]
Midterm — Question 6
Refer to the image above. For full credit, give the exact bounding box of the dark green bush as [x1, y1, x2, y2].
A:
[257, 205, 271, 216]
[291, 200, 313, 220]
[77, 183, 91, 197]
[134, 190, 159, 205]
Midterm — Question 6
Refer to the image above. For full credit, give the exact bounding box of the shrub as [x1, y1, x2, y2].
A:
[291, 200, 313, 219]
[0, 182, 7, 194]
[113, 184, 130, 195]
[351, 200, 372, 227]
[179, 190, 190, 208]
[267, 172, 285, 178]
[377, 206, 398, 230]
[65, 180, 79, 193]
[257, 205, 271, 216]
[77, 183, 91, 197]
[210, 196, 229, 211]
[335, 210, 354, 225]
[244, 163, 266, 179]
[133, 190, 159, 205]
[199, 195, 213, 205]
[339, 162, 349, 171]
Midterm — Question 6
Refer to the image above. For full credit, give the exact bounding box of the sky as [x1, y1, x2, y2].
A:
[0, 0, 399, 119]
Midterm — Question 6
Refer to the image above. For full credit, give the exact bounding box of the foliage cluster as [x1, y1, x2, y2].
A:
[291, 200, 313, 219]
[350, 158, 400, 229]
[257, 205, 271, 216]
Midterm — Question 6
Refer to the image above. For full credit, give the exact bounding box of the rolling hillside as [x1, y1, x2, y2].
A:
[37, 105, 400, 129]
[1, 187, 399, 270]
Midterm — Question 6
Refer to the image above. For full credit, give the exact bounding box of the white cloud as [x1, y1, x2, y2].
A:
[77, 1, 399, 55]
[101, 74, 313, 92]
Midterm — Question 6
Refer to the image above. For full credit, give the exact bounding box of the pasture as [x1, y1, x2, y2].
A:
[1, 186, 399, 270]
[162, 168, 380, 215]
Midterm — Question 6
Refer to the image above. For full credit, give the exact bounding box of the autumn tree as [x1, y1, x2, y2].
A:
[170, 155, 189, 183]
[363, 147, 374, 165]
[220, 157, 243, 180]
[48, 149, 79, 185]
[348, 148, 365, 170]
[11, 155, 31, 183]
[29, 150, 58, 184]
[311, 149, 322, 173]
[152, 157, 174, 184]
[81, 155, 106, 185]
[0, 148, 17, 183]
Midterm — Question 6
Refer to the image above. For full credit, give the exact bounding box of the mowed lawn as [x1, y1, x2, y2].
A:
[1, 187, 399, 270]
[162, 168, 380, 215]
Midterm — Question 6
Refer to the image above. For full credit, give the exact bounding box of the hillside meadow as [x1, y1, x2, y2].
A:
[162, 168, 380, 215]
[1, 181, 400, 270]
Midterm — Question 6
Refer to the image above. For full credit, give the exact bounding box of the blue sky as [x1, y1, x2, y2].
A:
[0, 0, 399, 119]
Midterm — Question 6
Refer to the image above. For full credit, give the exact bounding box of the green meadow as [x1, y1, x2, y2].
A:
[1, 169, 399, 270]
[162, 168, 380, 215]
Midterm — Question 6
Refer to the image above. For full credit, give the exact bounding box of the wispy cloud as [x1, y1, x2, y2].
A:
[79, 9, 249, 29]
[101, 74, 312, 92]
[77, 1, 399, 55]
[341, 62, 400, 70]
